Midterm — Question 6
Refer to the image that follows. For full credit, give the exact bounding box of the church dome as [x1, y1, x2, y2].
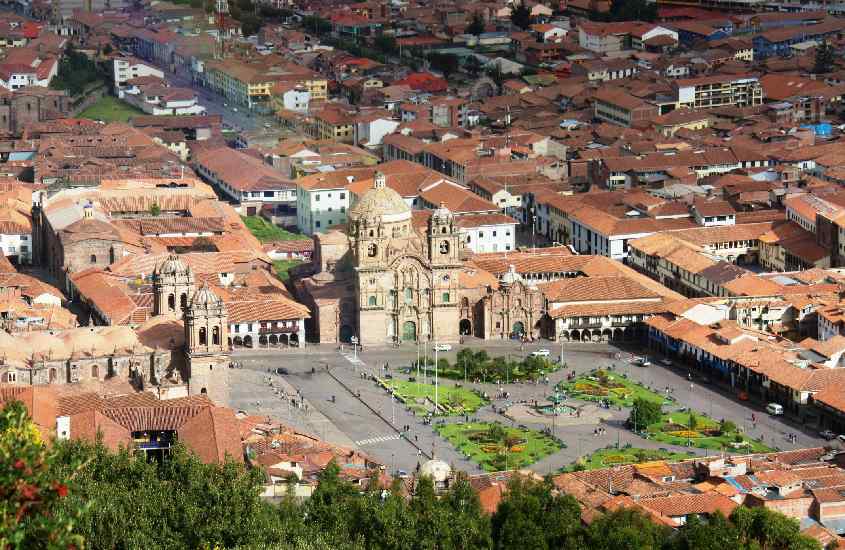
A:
[348, 172, 411, 225]
[156, 253, 189, 276]
[190, 285, 220, 307]
[420, 459, 451, 483]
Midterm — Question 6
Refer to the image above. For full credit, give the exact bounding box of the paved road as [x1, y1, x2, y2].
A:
[229, 339, 832, 475]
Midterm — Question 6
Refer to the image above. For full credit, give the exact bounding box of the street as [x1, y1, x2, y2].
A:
[226, 338, 831, 475]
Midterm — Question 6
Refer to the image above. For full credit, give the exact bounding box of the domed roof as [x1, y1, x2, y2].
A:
[420, 459, 451, 483]
[501, 264, 523, 286]
[156, 253, 189, 276]
[348, 173, 411, 224]
[190, 285, 220, 307]
[60, 328, 110, 357]
[101, 326, 144, 354]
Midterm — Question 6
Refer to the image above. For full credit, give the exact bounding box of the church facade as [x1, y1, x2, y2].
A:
[295, 173, 551, 345]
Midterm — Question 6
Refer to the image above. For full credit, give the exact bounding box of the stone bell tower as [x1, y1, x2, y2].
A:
[184, 284, 229, 404]
[427, 203, 461, 343]
[153, 253, 196, 316]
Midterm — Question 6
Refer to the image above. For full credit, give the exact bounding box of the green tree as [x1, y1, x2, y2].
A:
[0, 401, 84, 550]
[608, 0, 657, 22]
[719, 419, 736, 435]
[427, 52, 459, 79]
[442, 474, 492, 550]
[629, 398, 661, 431]
[241, 13, 262, 37]
[491, 475, 582, 550]
[668, 513, 740, 550]
[51, 45, 102, 96]
[731, 506, 820, 550]
[466, 12, 486, 36]
[586, 508, 670, 550]
[814, 41, 836, 74]
[510, 2, 532, 30]
[688, 411, 698, 430]
[374, 33, 397, 53]
[149, 202, 161, 216]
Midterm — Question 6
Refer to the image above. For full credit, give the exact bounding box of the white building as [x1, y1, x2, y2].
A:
[0, 58, 57, 91]
[278, 84, 310, 113]
[456, 213, 518, 253]
[354, 115, 400, 151]
[296, 174, 353, 235]
[113, 57, 164, 96]
[123, 86, 206, 116]
[0, 231, 31, 264]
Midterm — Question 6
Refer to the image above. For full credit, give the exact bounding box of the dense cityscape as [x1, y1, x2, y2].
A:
[6, 0, 845, 547]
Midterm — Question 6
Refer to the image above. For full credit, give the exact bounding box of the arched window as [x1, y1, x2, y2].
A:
[367, 243, 377, 257]
[90, 254, 97, 263]
[368, 295, 377, 306]
[461, 297, 469, 308]
[199, 327, 207, 345]
[441, 227, 446, 234]
[168, 294, 175, 311]
[91, 365, 99, 378]
[212, 326, 220, 345]
[442, 292, 450, 303]
[369, 229, 374, 237]
[439, 241, 450, 254]
[180, 294, 188, 309]
[404, 287, 413, 304]
[49, 368, 56, 383]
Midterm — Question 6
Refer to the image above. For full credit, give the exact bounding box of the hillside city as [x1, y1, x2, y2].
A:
[10, 0, 845, 547]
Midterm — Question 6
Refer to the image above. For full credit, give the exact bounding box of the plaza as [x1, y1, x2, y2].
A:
[226, 338, 831, 475]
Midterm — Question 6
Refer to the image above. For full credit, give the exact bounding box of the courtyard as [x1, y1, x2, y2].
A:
[558, 369, 670, 408]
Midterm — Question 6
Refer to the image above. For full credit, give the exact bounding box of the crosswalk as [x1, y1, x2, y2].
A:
[342, 352, 365, 365]
[355, 434, 401, 447]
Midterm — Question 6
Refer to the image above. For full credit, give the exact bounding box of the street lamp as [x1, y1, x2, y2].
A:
[351, 336, 358, 362]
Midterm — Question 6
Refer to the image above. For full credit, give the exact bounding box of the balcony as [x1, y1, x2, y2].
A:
[258, 326, 299, 334]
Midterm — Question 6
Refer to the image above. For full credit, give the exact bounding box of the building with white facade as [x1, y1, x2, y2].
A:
[113, 57, 164, 96]
[456, 213, 518, 253]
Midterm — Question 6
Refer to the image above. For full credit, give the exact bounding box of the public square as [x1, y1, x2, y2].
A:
[226, 338, 832, 475]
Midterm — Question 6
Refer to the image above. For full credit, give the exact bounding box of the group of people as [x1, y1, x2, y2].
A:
[593, 426, 607, 437]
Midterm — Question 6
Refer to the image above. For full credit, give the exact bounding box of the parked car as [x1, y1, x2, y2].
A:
[766, 403, 783, 416]
[633, 356, 651, 367]
[531, 349, 551, 357]
[432, 343, 452, 352]
[820, 429, 837, 440]
[837, 434, 845, 443]
[275, 367, 289, 375]
[659, 358, 673, 367]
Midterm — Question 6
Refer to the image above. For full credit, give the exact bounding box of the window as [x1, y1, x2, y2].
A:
[212, 326, 220, 345]
[368, 295, 377, 306]
[368, 243, 377, 257]
[341, 206, 345, 213]
[493, 231, 497, 237]
[90, 254, 97, 263]
[264, 191, 274, 198]
[442, 292, 450, 303]
[199, 327, 207, 345]
[328, 207, 332, 212]
[479, 232, 484, 238]
[328, 220, 333, 225]
[404, 287, 413, 304]
[466, 235, 471, 243]
[315, 194, 320, 201]
[315, 221, 321, 228]
[340, 192, 345, 199]
[168, 294, 175, 310]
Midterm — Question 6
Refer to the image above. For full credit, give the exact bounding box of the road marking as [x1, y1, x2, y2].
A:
[355, 434, 401, 446]
[342, 353, 365, 365]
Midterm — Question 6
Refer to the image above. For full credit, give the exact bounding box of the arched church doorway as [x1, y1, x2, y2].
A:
[459, 319, 472, 335]
[339, 325, 354, 343]
[512, 321, 525, 337]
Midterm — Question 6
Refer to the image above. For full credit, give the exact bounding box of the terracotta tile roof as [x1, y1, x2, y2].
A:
[640, 493, 738, 519]
[542, 275, 662, 302]
[177, 406, 244, 463]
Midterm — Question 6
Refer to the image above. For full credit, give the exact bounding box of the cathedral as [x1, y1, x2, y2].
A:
[295, 173, 550, 345]
[0, 253, 230, 404]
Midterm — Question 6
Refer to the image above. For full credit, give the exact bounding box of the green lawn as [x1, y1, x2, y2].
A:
[78, 96, 144, 123]
[273, 259, 303, 282]
[646, 411, 773, 453]
[558, 370, 670, 408]
[567, 447, 696, 471]
[436, 422, 563, 472]
[241, 216, 304, 243]
[386, 380, 487, 416]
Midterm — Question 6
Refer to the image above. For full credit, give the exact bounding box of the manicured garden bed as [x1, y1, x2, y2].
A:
[558, 370, 670, 408]
[645, 410, 773, 453]
[568, 446, 695, 471]
[436, 422, 563, 472]
[385, 380, 487, 416]
[416, 348, 560, 383]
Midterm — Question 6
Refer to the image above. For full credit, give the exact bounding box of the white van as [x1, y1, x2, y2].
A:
[766, 403, 784, 416]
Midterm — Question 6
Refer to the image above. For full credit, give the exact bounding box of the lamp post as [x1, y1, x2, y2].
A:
[351, 336, 358, 362]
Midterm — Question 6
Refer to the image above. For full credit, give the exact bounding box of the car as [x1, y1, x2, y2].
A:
[633, 356, 651, 367]
[432, 343, 452, 352]
[232, 107, 238, 112]
[274, 367, 289, 375]
[821, 429, 837, 440]
[531, 349, 551, 357]
[766, 403, 783, 415]
[659, 358, 673, 367]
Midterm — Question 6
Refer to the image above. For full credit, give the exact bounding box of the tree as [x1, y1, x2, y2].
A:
[466, 13, 486, 36]
[510, 2, 532, 30]
[628, 398, 661, 431]
[719, 419, 736, 435]
[241, 13, 262, 37]
[441, 475, 492, 550]
[0, 401, 84, 550]
[149, 202, 161, 216]
[688, 412, 698, 430]
[491, 475, 582, 550]
[374, 34, 397, 54]
[586, 508, 670, 550]
[814, 41, 836, 74]
[427, 52, 459, 79]
[51, 45, 102, 97]
[608, 0, 657, 22]
[730, 506, 820, 550]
